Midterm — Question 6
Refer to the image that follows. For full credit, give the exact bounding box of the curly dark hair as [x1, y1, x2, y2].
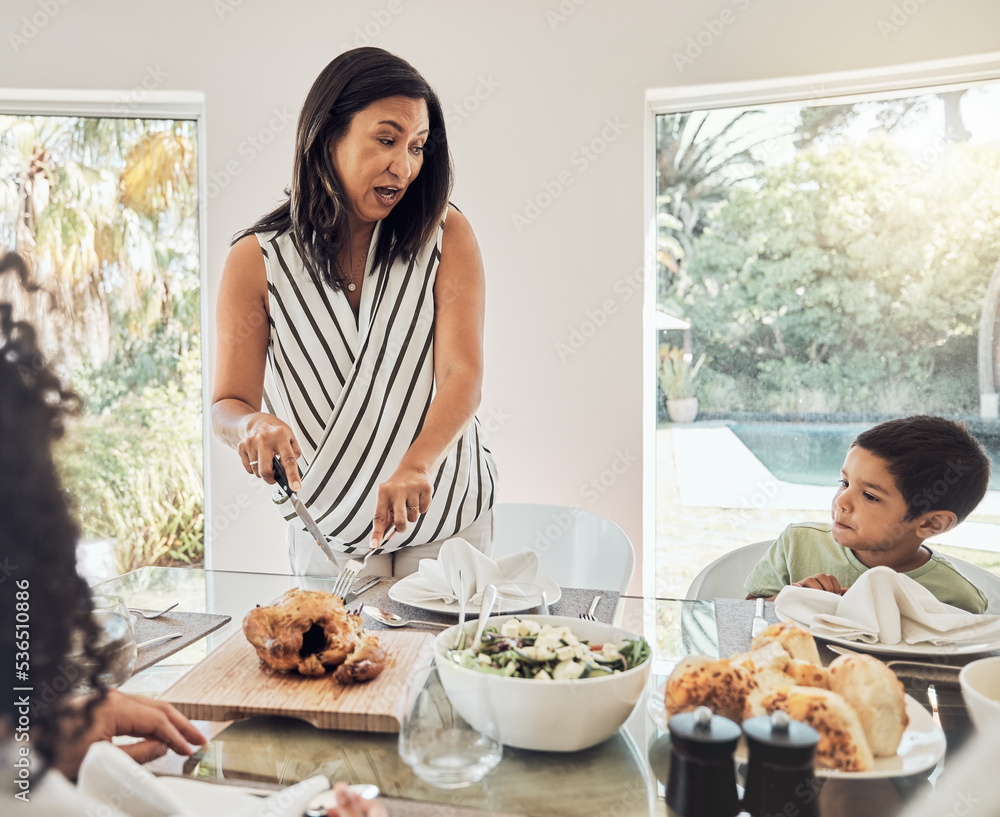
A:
[0, 251, 110, 774]
[234, 46, 453, 290]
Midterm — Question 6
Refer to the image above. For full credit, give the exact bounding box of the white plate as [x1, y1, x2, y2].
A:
[389, 573, 562, 615]
[646, 682, 944, 779]
[777, 612, 1000, 656]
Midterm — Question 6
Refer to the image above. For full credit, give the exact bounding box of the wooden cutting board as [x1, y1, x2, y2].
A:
[160, 629, 435, 732]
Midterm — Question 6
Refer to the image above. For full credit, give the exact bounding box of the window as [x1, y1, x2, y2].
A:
[0, 91, 206, 579]
[647, 57, 1000, 603]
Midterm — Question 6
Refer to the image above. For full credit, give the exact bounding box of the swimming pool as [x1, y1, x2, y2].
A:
[729, 422, 1000, 492]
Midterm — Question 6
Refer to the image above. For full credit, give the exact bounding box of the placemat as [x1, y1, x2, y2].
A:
[714, 598, 779, 659]
[132, 611, 232, 674]
[342, 577, 618, 629]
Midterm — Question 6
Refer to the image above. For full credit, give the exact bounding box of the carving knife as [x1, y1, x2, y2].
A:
[751, 597, 768, 638]
[272, 455, 339, 564]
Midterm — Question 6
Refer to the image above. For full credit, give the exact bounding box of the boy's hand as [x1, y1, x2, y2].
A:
[793, 573, 848, 595]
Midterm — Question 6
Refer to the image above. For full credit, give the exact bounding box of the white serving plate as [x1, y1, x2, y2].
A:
[389, 572, 562, 614]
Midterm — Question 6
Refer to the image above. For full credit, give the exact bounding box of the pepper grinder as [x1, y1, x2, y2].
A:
[666, 705, 742, 817]
[741, 711, 821, 817]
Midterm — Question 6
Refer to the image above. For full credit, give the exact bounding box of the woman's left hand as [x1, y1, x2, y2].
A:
[371, 466, 432, 547]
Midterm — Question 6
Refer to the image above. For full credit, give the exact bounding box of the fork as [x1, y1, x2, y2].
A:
[330, 529, 396, 599]
[128, 602, 179, 619]
[580, 596, 601, 621]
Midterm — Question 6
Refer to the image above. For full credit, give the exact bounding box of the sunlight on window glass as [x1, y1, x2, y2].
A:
[0, 115, 202, 579]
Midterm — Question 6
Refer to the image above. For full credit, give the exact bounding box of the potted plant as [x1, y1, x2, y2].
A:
[658, 345, 705, 423]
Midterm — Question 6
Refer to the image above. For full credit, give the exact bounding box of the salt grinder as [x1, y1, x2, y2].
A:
[666, 705, 742, 817]
[741, 710, 820, 817]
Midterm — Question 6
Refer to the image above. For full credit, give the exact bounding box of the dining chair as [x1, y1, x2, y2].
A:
[684, 540, 773, 600]
[491, 503, 635, 594]
[945, 554, 1000, 613]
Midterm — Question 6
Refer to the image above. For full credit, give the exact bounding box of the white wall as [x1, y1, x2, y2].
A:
[5, 0, 999, 586]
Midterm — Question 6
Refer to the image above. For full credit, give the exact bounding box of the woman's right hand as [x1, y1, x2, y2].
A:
[239, 411, 303, 491]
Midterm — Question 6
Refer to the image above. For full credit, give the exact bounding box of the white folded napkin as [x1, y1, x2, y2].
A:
[78, 741, 329, 816]
[774, 565, 1000, 646]
[392, 537, 540, 606]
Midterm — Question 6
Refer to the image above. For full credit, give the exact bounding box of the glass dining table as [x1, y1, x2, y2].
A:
[94, 567, 986, 817]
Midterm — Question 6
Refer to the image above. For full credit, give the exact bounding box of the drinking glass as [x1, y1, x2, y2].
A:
[398, 666, 502, 788]
[75, 594, 138, 688]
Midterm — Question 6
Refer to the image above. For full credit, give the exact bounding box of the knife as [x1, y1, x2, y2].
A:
[344, 577, 380, 604]
[751, 597, 768, 638]
[137, 632, 182, 649]
[272, 455, 340, 564]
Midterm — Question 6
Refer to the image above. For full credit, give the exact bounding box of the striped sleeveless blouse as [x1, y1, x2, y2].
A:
[256, 216, 497, 554]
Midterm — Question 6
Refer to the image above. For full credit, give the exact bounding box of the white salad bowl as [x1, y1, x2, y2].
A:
[433, 614, 652, 752]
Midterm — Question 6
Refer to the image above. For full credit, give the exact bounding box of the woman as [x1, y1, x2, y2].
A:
[212, 48, 498, 577]
[0, 252, 206, 809]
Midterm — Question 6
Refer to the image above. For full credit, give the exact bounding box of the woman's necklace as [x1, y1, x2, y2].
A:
[346, 247, 367, 292]
[345, 237, 371, 293]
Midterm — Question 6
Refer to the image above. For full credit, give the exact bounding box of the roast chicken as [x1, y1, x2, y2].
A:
[243, 588, 387, 682]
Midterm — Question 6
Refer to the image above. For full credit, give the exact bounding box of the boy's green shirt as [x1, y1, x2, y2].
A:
[744, 522, 989, 614]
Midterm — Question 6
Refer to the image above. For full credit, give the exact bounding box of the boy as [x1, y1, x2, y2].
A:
[744, 415, 992, 613]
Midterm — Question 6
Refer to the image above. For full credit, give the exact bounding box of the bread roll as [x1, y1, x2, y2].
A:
[752, 621, 822, 665]
[664, 656, 752, 723]
[829, 654, 908, 757]
[733, 641, 791, 673]
[743, 666, 794, 720]
[759, 686, 874, 772]
[785, 658, 831, 690]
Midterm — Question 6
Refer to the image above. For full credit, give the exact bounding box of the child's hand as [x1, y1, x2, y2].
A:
[792, 573, 848, 595]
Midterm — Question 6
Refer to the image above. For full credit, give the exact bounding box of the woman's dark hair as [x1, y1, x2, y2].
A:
[0, 251, 109, 774]
[852, 415, 991, 522]
[234, 47, 453, 289]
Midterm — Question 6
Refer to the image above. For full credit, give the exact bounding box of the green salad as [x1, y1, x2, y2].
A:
[449, 618, 651, 680]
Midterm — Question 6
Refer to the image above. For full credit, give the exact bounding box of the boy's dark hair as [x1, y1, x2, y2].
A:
[852, 415, 991, 522]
